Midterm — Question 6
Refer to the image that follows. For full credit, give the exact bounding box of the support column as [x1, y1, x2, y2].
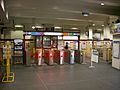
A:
[103, 25, 112, 40]
[89, 28, 93, 39]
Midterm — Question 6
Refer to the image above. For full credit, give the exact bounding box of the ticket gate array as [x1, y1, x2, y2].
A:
[26, 49, 84, 66]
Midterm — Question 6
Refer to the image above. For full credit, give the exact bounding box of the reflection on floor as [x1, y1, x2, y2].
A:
[0, 62, 120, 90]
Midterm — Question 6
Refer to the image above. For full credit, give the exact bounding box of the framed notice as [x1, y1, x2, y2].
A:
[113, 41, 120, 59]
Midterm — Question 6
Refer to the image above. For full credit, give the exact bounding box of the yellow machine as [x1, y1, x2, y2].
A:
[2, 41, 14, 83]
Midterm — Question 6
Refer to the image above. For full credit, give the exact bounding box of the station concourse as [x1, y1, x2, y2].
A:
[0, 0, 120, 90]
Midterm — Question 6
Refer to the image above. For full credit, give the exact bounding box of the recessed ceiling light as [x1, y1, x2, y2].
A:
[101, 3, 104, 6]
[102, 25, 104, 26]
[15, 25, 23, 28]
[92, 24, 95, 26]
[55, 26, 62, 29]
[71, 28, 78, 30]
[82, 12, 89, 17]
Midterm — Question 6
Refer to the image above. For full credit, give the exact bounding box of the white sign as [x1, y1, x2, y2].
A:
[91, 50, 99, 63]
[113, 42, 120, 58]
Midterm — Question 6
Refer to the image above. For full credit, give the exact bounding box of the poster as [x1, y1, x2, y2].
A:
[113, 42, 120, 58]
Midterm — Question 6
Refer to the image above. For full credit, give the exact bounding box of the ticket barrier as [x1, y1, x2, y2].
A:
[64, 50, 71, 64]
[74, 50, 83, 64]
[44, 50, 54, 65]
[38, 52, 42, 66]
[70, 50, 75, 64]
[53, 50, 61, 64]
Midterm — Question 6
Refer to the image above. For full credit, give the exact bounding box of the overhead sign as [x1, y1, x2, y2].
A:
[24, 32, 80, 36]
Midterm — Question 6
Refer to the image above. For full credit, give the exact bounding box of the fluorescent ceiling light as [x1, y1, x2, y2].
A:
[32, 26, 43, 29]
[71, 28, 78, 30]
[35, 26, 43, 28]
[32, 26, 35, 29]
[55, 26, 62, 29]
[15, 25, 23, 28]
[92, 24, 95, 26]
[102, 25, 104, 26]
[101, 3, 104, 6]
[1, 0, 5, 12]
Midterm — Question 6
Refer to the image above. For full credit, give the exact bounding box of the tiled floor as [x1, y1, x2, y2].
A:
[0, 62, 120, 90]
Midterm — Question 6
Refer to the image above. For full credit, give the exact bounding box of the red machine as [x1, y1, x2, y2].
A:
[44, 50, 54, 65]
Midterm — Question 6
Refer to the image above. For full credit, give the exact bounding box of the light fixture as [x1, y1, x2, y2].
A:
[55, 26, 62, 29]
[1, 0, 5, 12]
[102, 24, 104, 26]
[32, 25, 43, 29]
[82, 12, 89, 17]
[32, 26, 35, 29]
[15, 25, 23, 28]
[101, 3, 104, 6]
[35, 25, 43, 28]
[92, 24, 95, 26]
[71, 28, 78, 30]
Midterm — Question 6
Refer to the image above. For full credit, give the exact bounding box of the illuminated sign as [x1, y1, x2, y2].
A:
[63, 32, 79, 36]
[31, 32, 44, 35]
[24, 32, 80, 36]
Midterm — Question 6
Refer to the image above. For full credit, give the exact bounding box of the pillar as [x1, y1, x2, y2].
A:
[89, 28, 93, 39]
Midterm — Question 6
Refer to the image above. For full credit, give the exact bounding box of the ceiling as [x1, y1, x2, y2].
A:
[5, 0, 120, 31]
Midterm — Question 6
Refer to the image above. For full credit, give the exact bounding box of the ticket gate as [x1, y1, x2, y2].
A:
[44, 50, 54, 65]
[70, 50, 75, 64]
[53, 50, 61, 64]
[64, 50, 71, 64]
[74, 50, 83, 64]
[38, 52, 42, 66]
